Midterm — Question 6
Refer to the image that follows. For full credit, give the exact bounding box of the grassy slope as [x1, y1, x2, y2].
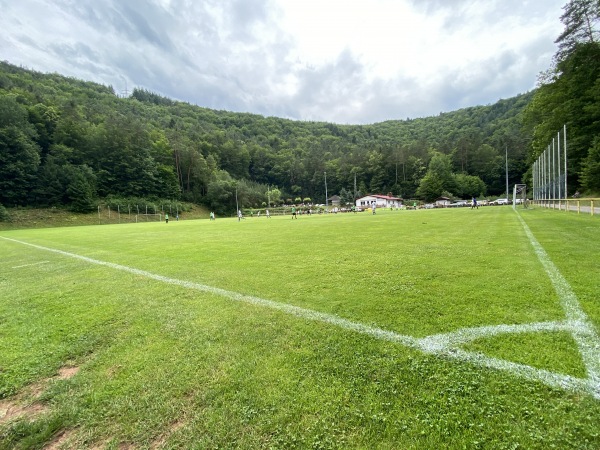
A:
[0, 207, 599, 449]
[0, 205, 210, 230]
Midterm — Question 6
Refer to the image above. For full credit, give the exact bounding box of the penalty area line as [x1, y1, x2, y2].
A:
[2, 235, 599, 399]
[12, 261, 50, 269]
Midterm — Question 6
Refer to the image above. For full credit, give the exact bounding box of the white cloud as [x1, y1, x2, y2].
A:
[0, 0, 566, 124]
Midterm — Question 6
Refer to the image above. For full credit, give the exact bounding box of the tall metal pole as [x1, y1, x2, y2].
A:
[537, 159, 540, 200]
[544, 145, 550, 200]
[548, 145, 551, 199]
[552, 138, 556, 200]
[235, 187, 239, 216]
[324, 171, 328, 207]
[532, 160, 535, 200]
[540, 155, 543, 199]
[505, 145, 509, 199]
[533, 160, 537, 200]
[557, 132, 562, 199]
[540, 152, 544, 200]
[548, 145, 551, 200]
[564, 124, 568, 197]
[542, 148, 547, 200]
[537, 155, 542, 200]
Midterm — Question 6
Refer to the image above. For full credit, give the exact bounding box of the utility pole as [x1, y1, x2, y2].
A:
[563, 124, 568, 197]
[325, 171, 328, 207]
[505, 145, 509, 199]
[235, 187, 239, 216]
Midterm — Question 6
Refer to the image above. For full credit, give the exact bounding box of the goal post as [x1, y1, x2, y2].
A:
[512, 184, 528, 209]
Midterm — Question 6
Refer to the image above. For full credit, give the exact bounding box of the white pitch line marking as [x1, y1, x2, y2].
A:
[2, 234, 599, 399]
[12, 261, 50, 269]
[420, 320, 575, 349]
[516, 211, 600, 395]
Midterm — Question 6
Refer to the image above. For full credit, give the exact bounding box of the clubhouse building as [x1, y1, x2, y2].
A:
[355, 194, 403, 209]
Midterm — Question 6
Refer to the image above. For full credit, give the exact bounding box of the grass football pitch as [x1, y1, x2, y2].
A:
[1, 206, 599, 449]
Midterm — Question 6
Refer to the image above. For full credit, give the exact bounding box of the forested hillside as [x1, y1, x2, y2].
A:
[523, 0, 600, 195]
[2, 1, 599, 215]
[0, 60, 534, 213]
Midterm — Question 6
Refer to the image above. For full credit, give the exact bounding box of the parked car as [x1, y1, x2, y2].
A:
[494, 198, 510, 205]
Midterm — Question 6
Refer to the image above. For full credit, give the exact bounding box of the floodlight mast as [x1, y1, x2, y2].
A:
[557, 133, 562, 199]
[324, 171, 328, 207]
[505, 145, 509, 200]
[564, 124, 567, 197]
[235, 187, 239, 215]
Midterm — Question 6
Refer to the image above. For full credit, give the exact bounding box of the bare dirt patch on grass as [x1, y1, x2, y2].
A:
[0, 398, 48, 424]
[0, 364, 81, 425]
[57, 366, 80, 380]
[150, 418, 187, 449]
[43, 429, 77, 450]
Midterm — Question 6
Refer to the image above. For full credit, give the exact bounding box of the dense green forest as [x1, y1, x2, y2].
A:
[0, 61, 534, 214]
[523, 0, 600, 195]
[0, 1, 598, 215]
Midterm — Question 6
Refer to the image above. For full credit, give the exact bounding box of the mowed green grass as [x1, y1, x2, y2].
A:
[1, 207, 599, 449]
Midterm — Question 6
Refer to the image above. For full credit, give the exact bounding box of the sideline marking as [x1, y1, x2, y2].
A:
[515, 211, 600, 390]
[1, 234, 599, 399]
[12, 261, 50, 269]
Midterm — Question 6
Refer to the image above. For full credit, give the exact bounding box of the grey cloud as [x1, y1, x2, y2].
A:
[410, 0, 549, 16]
[411, 0, 564, 34]
[143, 0, 297, 115]
[408, 0, 474, 17]
[46, 42, 99, 62]
[116, 2, 174, 50]
[228, 0, 274, 40]
[357, 78, 429, 123]
[0, 0, 568, 124]
[10, 33, 42, 53]
[58, 1, 104, 28]
[61, 1, 176, 52]
[286, 50, 368, 119]
[430, 47, 541, 113]
[275, 31, 549, 124]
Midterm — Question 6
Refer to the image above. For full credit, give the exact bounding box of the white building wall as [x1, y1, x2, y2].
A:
[356, 196, 377, 207]
[356, 196, 402, 208]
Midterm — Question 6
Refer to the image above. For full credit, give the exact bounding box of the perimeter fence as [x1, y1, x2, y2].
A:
[532, 198, 599, 216]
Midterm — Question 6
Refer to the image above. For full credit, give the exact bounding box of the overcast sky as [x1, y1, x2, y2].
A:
[1, 0, 566, 124]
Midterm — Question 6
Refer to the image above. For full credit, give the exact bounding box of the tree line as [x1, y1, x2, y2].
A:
[0, 63, 533, 214]
[523, 0, 600, 194]
[1, 1, 597, 215]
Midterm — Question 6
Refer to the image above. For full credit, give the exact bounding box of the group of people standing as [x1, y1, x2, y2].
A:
[170, 198, 481, 224]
